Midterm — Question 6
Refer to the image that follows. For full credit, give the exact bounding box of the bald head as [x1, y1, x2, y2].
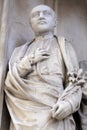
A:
[29, 5, 56, 34]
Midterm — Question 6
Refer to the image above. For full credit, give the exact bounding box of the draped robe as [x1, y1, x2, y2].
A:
[5, 36, 82, 130]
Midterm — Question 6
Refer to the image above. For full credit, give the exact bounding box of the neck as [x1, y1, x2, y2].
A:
[35, 31, 54, 37]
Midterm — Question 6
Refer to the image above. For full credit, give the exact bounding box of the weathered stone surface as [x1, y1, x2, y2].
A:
[0, 0, 87, 130]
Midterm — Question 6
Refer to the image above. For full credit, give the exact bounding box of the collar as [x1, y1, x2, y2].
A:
[35, 32, 54, 41]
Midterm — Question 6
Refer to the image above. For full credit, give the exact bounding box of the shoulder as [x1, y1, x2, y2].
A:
[9, 39, 35, 65]
[64, 38, 79, 71]
[13, 39, 35, 54]
[56, 35, 76, 52]
[12, 39, 35, 57]
[56, 35, 79, 71]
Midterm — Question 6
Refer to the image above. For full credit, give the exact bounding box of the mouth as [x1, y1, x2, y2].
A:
[38, 20, 47, 24]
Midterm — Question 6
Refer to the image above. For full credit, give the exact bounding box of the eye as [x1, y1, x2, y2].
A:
[43, 11, 51, 16]
[31, 12, 39, 18]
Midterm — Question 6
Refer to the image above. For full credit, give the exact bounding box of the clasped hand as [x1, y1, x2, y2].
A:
[19, 48, 50, 67]
[18, 48, 50, 73]
[32, 48, 50, 64]
[51, 101, 71, 120]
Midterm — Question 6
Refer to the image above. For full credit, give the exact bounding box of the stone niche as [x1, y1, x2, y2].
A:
[0, 0, 87, 130]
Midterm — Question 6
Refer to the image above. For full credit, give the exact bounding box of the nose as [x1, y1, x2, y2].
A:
[39, 12, 44, 18]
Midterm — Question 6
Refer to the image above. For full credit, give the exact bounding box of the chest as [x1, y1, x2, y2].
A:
[25, 38, 65, 75]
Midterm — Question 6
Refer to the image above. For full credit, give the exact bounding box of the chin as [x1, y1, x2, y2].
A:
[35, 27, 52, 33]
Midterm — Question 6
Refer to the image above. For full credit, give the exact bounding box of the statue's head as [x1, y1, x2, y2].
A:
[29, 5, 56, 35]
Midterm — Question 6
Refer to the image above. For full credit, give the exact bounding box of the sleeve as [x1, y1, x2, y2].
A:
[53, 38, 82, 120]
[9, 43, 34, 77]
[53, 85, 82, 120]
[15, 55, 34, 77]
[64, 39, 82, 113]
[65, 39, 79, 73]
[79, 83, 87, 130]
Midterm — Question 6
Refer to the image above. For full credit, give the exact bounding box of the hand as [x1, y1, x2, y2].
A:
[51, 101, 71, 120]
[34, 48, 50, 63]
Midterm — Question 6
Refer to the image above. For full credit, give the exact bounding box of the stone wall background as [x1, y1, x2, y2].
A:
[0, 0, 87, 130]
[57, 0, 87, 62]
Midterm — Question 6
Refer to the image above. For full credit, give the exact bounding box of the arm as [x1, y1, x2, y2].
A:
[51, 38, 82, 120]
[16, 54, 34, 77]
[13, 48, 50, 77]
[51, 83, 82, 120]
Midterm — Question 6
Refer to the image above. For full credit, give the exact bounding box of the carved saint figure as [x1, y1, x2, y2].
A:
[5, 5, 82, 130]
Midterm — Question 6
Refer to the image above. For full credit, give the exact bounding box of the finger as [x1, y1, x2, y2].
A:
[52, 104, 59, 112]
[56, 111, 66, 120]
[55, 114, 64, 120]
[36, 48, 46, 52]
[41, 56, 50, 60]
[56, 107, 69, 120]
[56, 110, 64, 118]
[36, 48, 41, 50]
[53, 103, 58, 109]
[40, 51, 50, 55]
[51, 104, 59, 115]
[52, 107, 62, 118]
[35, 51, 50, 56]
[37, 49, 49, 53]
[36, 48, 45, 53]
[51, 109, 56, 116]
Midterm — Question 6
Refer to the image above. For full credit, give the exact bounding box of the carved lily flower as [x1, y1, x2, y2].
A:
[67, 69, 87, 86]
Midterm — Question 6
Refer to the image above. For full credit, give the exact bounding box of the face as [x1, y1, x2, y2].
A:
[30, 5, 56, 34]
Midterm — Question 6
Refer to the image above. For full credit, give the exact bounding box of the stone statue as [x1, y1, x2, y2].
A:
[79, 82, 87, 130]
[79, 61, 87, 130]
[4, 5, 82, 130]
